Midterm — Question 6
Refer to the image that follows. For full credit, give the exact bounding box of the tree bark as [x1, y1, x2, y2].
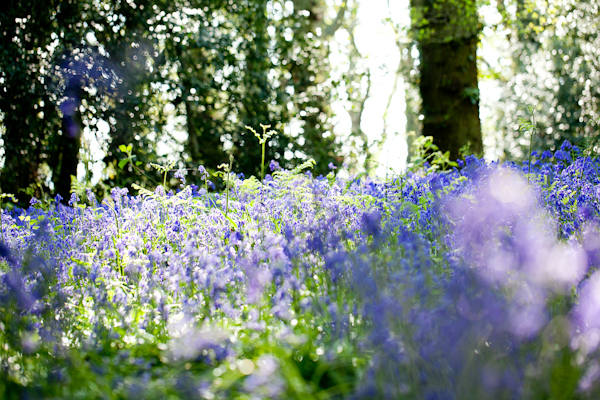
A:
[412, 0, 483, 160]
[50, 75, 83, 199]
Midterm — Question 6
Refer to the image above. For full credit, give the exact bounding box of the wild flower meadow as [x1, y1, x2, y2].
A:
[2, 140, 600, 399]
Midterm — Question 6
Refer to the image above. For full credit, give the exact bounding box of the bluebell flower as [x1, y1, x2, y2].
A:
[29, 197, 38, 206]
[68, 193, 80, 206]
[269, 160, 280, 171]
[198, 165, 209, 181]
[155, 185, 165, 196]
[174, 169, 186, 186]
[560, 139, 572, 151]
[554, 149, 572, 163]
[110, 187, 129, 205]
[86, 188, 96, 203]
[361, 210, 382, 238]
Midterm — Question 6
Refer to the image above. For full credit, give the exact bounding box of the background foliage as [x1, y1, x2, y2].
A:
[1, 0, 598, 202]
[382, 0, 599, 162]
[0, 0, 346, 203]
[482, 0, 599, 158]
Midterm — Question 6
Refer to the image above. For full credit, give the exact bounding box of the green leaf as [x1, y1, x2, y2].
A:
[118, 159, 128, 170]
[217, 208, 239, 230]
[118, 145, 128, 152]
[400, 202, 419, 214]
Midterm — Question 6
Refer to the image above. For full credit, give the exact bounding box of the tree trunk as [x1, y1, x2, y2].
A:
[419, 37, 482, 159]
[412, 0, 483, 160]
[53, 78, 83, 199]
[185, 99, 200, 162]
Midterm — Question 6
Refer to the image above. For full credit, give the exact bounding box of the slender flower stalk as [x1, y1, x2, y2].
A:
[247, 124, 277, 182]
[226, 154, 233, 217]
[217, 154, 234, 217]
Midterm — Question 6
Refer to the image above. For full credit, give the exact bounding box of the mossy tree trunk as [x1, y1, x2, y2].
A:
[411, 0, 483, 160]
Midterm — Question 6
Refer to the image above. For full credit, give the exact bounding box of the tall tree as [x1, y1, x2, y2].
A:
[52, 74, 84, 198]
[410, 0, 483, 160]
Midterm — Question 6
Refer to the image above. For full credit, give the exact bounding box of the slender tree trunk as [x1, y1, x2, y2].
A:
[185, 99, 200, 162]
[411, 0, 483, 160]
[54, 78, 83, 199]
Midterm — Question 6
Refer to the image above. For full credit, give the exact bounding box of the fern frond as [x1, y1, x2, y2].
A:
[132, 183, 161, 202]
[291, 158, 316, 175]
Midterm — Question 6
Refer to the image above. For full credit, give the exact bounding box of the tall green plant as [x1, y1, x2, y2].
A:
[247, 124, 277, 182]
[518, 105, 537, 183]
[216, 154, 234, 217]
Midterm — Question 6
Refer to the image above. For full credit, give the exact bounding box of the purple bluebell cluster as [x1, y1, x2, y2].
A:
[1, 143, 600, 399]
